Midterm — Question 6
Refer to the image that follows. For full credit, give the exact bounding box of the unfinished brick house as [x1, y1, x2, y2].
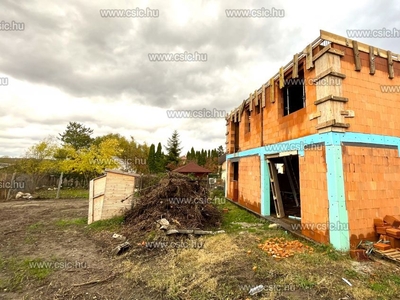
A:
[225, 30, 400, 251]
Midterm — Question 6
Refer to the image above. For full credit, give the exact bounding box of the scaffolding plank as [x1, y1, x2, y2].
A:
[292, 53, 299, 78]
[352, 40, 361, 71]
[262, 84, 266, 107]
[306, 44, 314, 69]
[388, 50, 394, 79]
[369, 46, 376, 75]
[270, 78, 275, 103]
[267, 159, 285, 218]
[279, 67, 284, 89]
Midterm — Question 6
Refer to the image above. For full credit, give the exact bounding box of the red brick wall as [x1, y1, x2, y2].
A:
[343, 145, 400, 247]
[298, 147, 329, 243]
[262, 67, 319, 147]
[226, 55, 321, 153]
[226, 156, 261, 213]
[335, 44, 400, 137]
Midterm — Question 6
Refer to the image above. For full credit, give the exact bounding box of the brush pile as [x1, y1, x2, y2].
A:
[125, 172, 222, 232]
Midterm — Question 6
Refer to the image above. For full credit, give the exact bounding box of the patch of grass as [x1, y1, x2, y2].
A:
[27, 221, 46, 232]
[296, 275, 317, 289]
[344, 268, 359, 279]
[0, 256, 53, 291]
[22, 258, 53, 280]
[314, 243, 344, 261]
[387, 274, 400, 285]
[24, 236, 37, 245]
[55, 217, 87, 228]
[369, 282, 389, 293]
[217, 201, 267, 233]
[88, 215, 124, 231]
[36, 188, 88, 199]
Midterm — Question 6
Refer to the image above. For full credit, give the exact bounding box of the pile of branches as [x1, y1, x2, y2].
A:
[125, 172, 222, 231]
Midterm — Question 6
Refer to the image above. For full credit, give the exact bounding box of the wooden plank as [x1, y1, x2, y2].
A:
[320, 29, 399, 61]
[238, 100, 246, 122]
[340, 110, 355, 118]
[309, 111, 321, 120]
[262, 83, 266, 107]
[388, 50, 394, 79]
[352, 40, 361, 71]
[306, 44, 314, 69]
[315, 120, 350, 130]
[267, 159, 285, 218]
[292, 53, 299, 78]
[270, 78, 275, 103]
[313, 67, 346, 83]
[254, 90, 259, 106]
[369, 46, 376, 75]
[88, 179, 94, 224]
[312, 44, 344, 62]
[314, 95, 348, 105]
[248, 93, 253, 111]
[279, 67, 284, 89]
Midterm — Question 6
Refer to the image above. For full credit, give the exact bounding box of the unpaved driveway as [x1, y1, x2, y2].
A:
[0, 198, 142, 300]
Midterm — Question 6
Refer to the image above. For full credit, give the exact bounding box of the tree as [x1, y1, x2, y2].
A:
[155, 142, 165, 173]
[13, 137, 60, 192]
[165, 130, 182, 169]
[59, 122, 93, 150]
[148, 144, 156, 173]
[217, 145, 225, 157]
[60, 138, 121, 185]
[93, 134, 149, 174]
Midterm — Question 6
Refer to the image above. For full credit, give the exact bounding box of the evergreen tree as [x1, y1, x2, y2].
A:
[155, 142, 165, 173]
[148, 144, 156, 173]
[186, 151, 191, 161]
[190, 147, 195, 161]
[165, 130, 182, 167]
[217, 145, 225, 156]
[59, 122, 93, 150]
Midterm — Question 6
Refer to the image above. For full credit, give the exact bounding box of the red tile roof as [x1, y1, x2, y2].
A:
[173, 162, 211, 174]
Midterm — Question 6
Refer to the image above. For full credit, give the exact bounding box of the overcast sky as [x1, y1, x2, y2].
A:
[0, 0, 399, 157]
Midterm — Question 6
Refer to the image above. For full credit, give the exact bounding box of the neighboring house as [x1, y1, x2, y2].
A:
[225, 30, 400, 251]
[173, 162, 211, 178]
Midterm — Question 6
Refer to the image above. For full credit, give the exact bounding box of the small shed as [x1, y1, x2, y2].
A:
[88, 169, 139, 224]
[173, 162, 211, 178]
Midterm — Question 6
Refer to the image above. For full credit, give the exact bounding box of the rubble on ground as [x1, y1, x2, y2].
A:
[374, 215, 400, 249]
[15, 192, 33, 199]
[258, 237, 314, 259]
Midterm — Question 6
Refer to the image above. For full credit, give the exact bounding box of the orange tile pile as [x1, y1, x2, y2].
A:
[258, 237, 314, 258]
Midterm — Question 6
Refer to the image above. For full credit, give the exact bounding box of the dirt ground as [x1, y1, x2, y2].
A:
[0, 198, 144, 300]
[1, 198, 400, 300]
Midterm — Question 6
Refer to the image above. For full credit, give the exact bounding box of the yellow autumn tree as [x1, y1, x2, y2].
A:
[60, 138, 122, 184]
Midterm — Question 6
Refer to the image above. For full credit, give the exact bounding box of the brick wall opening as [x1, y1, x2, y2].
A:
[283, 68, 306, 116]
[268, 155, 301, 218]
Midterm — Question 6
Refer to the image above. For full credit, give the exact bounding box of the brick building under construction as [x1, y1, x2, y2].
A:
[225, 30, 400, 251]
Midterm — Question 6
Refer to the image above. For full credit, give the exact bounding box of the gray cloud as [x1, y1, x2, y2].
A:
[0, 0, 399, 156]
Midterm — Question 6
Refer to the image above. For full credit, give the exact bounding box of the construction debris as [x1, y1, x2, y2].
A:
[125, 172, 222, 232]
[15, 192, 32, 199]
[257, 237, 314, 259]
[165, 229, 225, 235]
[373, 215, 400, 249]
[111, 241, 131, 256]
[112, 233, 127, 242]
